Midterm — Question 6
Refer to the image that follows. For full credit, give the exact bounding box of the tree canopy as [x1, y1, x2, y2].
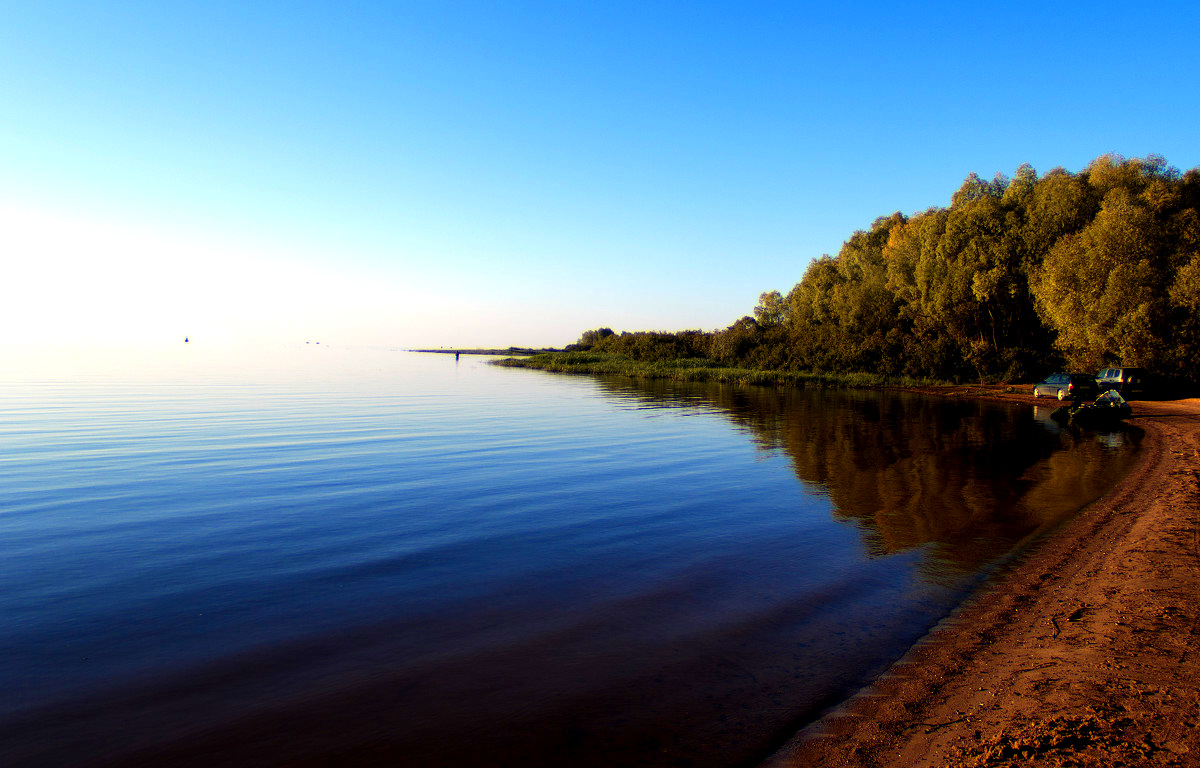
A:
[571, 154, 1200, 387]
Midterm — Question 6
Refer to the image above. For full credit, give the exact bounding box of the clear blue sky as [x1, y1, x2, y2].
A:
[3, 1, 1198, 351]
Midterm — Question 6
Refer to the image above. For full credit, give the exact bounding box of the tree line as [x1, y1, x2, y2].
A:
[574, 154, 1200, 385]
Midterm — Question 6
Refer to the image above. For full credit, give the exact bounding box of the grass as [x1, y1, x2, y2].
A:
[491, 351, 950, 389]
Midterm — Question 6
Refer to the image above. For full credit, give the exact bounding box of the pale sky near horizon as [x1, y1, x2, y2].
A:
[3, 1, 1198, 354]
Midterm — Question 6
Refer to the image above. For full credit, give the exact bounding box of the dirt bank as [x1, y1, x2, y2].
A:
[763, 398, 1200, 768]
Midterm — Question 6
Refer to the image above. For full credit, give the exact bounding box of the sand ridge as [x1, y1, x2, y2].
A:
[763, 398, 1200, 767]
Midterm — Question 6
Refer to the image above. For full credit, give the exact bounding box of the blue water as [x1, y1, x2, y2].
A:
[0, 346, 1138, 767]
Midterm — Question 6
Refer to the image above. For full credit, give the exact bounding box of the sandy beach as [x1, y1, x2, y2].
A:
[761, 396, 1200, 767]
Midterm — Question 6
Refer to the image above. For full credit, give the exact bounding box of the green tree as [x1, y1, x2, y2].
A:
[1168, 251, 1200, 375]
[575, 328, 615, 348]
[562, 154, 1200, 390]
[752, 290, 788, 327]
[1032, 186, 1168, 369]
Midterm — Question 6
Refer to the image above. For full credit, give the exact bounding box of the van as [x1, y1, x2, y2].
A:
[1095, 367, 1147, 398]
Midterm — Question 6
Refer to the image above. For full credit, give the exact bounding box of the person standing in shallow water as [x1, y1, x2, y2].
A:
[455, 352, 460, 361]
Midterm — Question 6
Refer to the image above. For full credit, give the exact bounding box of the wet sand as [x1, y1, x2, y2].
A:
[763, 396, 1200, 767]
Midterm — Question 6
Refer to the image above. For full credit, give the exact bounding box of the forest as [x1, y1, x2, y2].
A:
[568, 154, 1200, 386]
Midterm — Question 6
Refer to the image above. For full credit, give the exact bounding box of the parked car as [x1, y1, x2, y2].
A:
[1033, 373, 1100, 401]
[1095, 367, 1147, 398]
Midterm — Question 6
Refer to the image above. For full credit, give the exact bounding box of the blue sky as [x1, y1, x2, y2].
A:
[3, 1, 1198, 351]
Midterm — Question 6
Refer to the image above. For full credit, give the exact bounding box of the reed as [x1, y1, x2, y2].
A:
[492, 352, 947, 389]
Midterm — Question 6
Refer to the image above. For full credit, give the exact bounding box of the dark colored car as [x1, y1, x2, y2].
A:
[1095, 367, 1147, 398]
[1033, 373, 1099, 401]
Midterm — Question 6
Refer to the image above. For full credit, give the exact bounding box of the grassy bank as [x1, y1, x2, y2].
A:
[492, 351, 950, 389]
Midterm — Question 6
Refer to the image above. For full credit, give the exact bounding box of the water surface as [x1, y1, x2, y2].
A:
[0, 346, 1138, 767]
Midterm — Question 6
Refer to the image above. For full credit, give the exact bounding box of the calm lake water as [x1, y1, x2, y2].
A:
[0, 346, 1138, 767]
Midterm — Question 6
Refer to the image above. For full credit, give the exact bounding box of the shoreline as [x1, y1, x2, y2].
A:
[410, 347, 552, 356]
[762, 397, 1200, 767]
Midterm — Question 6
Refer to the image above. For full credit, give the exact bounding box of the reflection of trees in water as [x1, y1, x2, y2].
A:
[593, 377, 1139, 577]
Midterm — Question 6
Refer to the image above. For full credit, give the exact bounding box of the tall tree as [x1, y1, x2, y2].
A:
[1032, 185, 1168, 369]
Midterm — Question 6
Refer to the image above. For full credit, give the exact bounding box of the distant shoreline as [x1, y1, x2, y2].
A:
[409, 347, 560, 356]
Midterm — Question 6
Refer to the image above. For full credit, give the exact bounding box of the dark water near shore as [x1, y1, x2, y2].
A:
[0, 347, 1138, 767]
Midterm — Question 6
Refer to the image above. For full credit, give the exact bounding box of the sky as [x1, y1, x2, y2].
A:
[2, 1, 1198, 353]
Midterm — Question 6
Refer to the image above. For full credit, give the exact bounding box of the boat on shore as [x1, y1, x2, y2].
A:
[1050, 390, 1133, 427]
